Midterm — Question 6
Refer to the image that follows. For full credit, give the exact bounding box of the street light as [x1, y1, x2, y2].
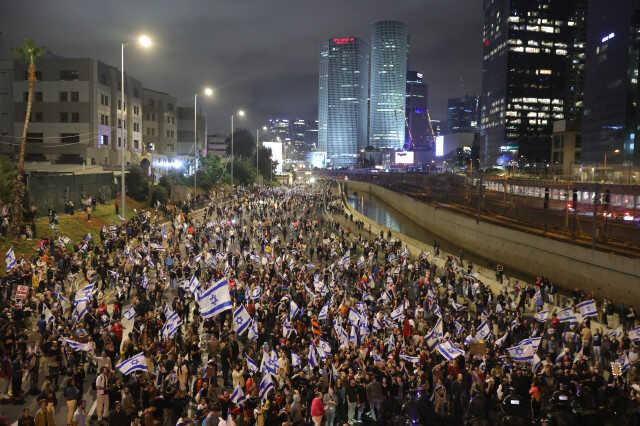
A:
[257, 125, 267, 185]
[230, 109, 245, 186]
[603, 148, 621, 182]
[120, 33, 153, 220]
[194, 86, 213, 197]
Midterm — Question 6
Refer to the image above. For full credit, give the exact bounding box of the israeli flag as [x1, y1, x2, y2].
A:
[141, 275, 149, 290]
[576, 299, 597, 319]
[379, 290, 392, 305]
[628, 326, 640, 342]
[123, 305, 136, 321]
[318, 304, 329, 321]
[250, 286, 262, 300]
[349, 325, 358, 346]
[282, 319, 295, 339]
[233, 305, 252, 335]
[454, 321, 465, 335]
[507, 337, 542, 362]
[290, 300, 300, 320]
[554, 347, 569, 364]
[433, 304, 442, 318]
[450, 299, 465, 312]
[436, 341, 465, 361]
[76, 283, 96, 301]
[161, 224, 167, 239]
[231, 385, 246, 406]
[308, 345, 319, 368]
[246, 355, 258, 374]
[534, 310, 549, 323]
[386, 333, 396, 351]
[399, 353, 420, 364]
[72, 301, 89, 323]
[556, 307, 577, 324]
[63, 338, 91, 352]
[348, 308, 362, 326]
[188, 276, 201, 294]
[495, 331, 509, 348]
[618, 353, 631, 372]
[531, 353, 542, 373]
[197, 278, 232, 319]
[319, 339, 332, 358]
[261, 351, 277, 375]
[43, 305, 55, 324]
[116, 352, 148, 375]
[476, 320, 491, 341]
[248, 320, 259, 341]
[259, 374, 274, 401]
[373, 317, 383, 332]
[390, 305, 405, 322]
[5, 247, 16, 272]
[607, 327, 623, 340]
[161, 313, 182, 339]
[291, 352, 301, 368]
[339, 251, 350, 268]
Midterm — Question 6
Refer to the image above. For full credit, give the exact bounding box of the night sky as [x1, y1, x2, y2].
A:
[1, 0, 482, 133]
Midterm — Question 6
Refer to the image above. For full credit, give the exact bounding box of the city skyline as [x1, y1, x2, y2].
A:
[0, 0, 483, 132]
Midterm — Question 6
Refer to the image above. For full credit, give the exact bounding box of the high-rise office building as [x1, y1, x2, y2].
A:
[320, 37, 369, 168]
[176, 106, 205, 158]
[405, 71, 429, 149]
[447, 95, 479, 134]
[582, 0, 640, 165]
[369, 21, 409, 150]
[142, 88, 177, 159]
[317, 41, 329, 156]
[480, 0, 583, 166]
[0, 33, 13, 141]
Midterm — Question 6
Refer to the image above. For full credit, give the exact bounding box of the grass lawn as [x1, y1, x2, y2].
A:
[0, 197, 148, 261]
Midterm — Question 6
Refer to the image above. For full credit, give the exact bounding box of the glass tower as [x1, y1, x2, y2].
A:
[317, 41, 329, 157]
[323, 37, 369, 168]
[369, 21, 409, 150]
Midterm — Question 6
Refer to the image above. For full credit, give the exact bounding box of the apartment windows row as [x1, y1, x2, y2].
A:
[21, 91, 80, 102]
[25, 132, 80, 144]
[59, 112, 81, 123]
[100, 94, 110, 106]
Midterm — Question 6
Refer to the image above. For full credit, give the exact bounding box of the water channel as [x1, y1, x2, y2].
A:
[346, 190, 534, 283]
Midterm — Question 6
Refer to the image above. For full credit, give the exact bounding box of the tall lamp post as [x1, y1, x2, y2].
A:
[194, 87, 213, 196]
[256, 126, 267, 185]
[230, 109, 245, 186]
[120, 33, 152, 220]
[603, 148, 621, 182]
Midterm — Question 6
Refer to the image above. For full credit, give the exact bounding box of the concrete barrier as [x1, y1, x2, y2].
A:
[345, 180, 640, 306]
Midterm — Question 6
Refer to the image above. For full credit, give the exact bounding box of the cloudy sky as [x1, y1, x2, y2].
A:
[1, 0, 482, 132]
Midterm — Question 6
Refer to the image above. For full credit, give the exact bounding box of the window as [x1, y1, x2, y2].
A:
[166, 130, 171, 137]
[35, 92, 43, 102]
[26, 132, 43, 143]
[133, 139, 139, 149]
[59, 92, 68, 102]
[118, 137, 122, 147]
[24, 92, 43, 102]
[167, 116, 171, 123]
[101, 135, 109, 146]
[59, 70, 80, 80]
[133, 122, 140, 132]
[71, 91, 79, 102]
[60, 112, 69, 122]
[100, 94, 109, 106]
[33, 111, 43, 122]
[100, 114, 109, 126]
[60, 133, 80, 143]
[118, 118, 122, 129]
[71, 112, 80, 123]
[99, 73, 108, 85]
[133, 105, 139, 116]
[167, 144, 174, 152]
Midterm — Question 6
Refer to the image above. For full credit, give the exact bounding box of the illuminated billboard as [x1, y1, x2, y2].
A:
[262, 141, 284, 175]
[394, 151, 414, 164]
[435, 136, 444, 157]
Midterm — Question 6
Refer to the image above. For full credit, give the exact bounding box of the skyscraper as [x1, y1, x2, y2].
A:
[405, 71, 429, 149]
[480, 0, 583, 166]
[369, 20, 409, 150]
[582, 0, 639, 165]
[317, 41, 329, 156]
[320, 37, 369, 168]
[447, 95, 479, 134]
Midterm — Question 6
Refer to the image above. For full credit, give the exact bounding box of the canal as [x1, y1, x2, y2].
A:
[346, 190, 534, 283]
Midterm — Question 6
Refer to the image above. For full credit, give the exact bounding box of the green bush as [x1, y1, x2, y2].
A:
[126, 166, 149, 201]
[150, 185, 169, 206]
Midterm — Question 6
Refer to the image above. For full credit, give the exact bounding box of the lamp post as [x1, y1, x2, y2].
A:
[603, 148, 621, 182]
[230, 109, 245, 186]
[120, 33, 152, 220]
[194, 87, 213, 197]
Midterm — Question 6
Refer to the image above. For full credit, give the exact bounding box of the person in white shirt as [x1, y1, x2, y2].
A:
[95, 367, 109, 420]
[73, 399, 87, 426]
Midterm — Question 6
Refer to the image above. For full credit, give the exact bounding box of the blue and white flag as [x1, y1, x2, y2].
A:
[386, 333, 396, 351]
[140, 275, 149, 290]
[339, 251, 350, 268]
[123, 305, 136, 321]
[282, 319, 295, 339]
[318, 339, 332, 359]
[5, 247, 16, 272]
[399, 353, 420, 364]
[534, 310, 549, 323]
[72, 301, 89, 323]
[231, 385, 246, 406]
[433, 304, 442, 318]
[454, 321, 465, 335]
[188, 276, 201, 294]
[607, 327, 624, 340]
[348, 308, 362, 326]
[308, 345, 319, 368]
[75, 283, 96, 302]
[246, 355, 258, 374]
[554, 348, 569, 364]
[290, 300, 300, 320]
[451, 299, 465, 312]
[250, 286, 262, 300]
[556, 307, 577, 324]
[390, 305, 405, 322]
[379, 290, 392, 305]
[233, 305, 252, 335]
[197, 278, 232, 319]
[349, 325, 359, 346]
[617, 353, 631, 372]
[248, 320, 259, 341]
[495, 331, 509, 348]
[261, 351, 277, 376]
[291, 352, 301, 368]
[63, 338, 91, 352]
[628, 326, 640, 342]
[43, 305, 55, 324]
[116, 352, 148, 375]
[507, 337, 542, 362]
[436, 341, 465, 361]
[259, 374, 274, 401]
[318, 304, 329, 321]
[161, 224, 167, 239]
[161, 312, 182, 339]
[476, 320, 491, 341]
[532, 353, 542, 373]
[576, 299, 597, 319]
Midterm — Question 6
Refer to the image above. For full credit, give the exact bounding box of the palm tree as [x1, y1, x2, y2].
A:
[11, 39, 44, 235]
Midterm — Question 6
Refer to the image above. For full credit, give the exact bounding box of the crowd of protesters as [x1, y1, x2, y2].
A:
[0, 184, 638, 426]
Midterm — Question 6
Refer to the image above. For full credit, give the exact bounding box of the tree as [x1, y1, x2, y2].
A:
[225, 128, 255, 159]
[126, 166, 149, 201]
[197, 154, 228, 190]
[0, 155, 16, 203]
[257, 146, 275, 182]
[227, 157, 256, 186]
[150, 185, 169, 206]
[11, 39, 44, 235]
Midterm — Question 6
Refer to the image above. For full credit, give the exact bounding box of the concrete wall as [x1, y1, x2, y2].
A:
[345, 180, 640, 305]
